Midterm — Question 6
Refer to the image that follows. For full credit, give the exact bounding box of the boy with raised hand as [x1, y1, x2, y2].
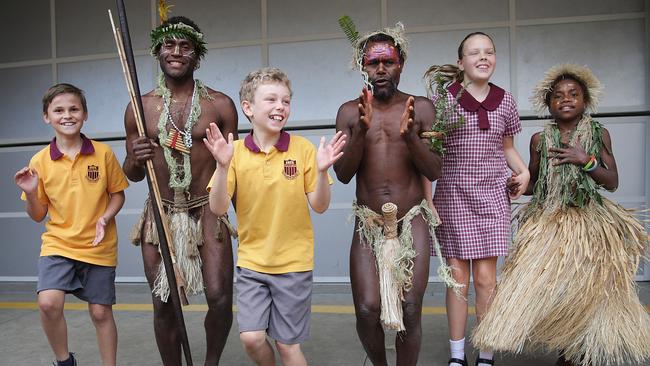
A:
[14, 83, 128, 366]
[205, 67, 346, 366]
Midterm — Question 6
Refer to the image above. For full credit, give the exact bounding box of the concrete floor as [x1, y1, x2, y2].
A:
[1, 282, 648, 366]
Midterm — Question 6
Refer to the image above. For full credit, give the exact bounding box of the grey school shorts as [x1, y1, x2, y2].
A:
[236, 267, 313, 344]
[37, 255, 116, 305]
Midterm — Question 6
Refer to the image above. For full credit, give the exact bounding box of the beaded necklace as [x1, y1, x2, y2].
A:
[154, 75, 210, 193]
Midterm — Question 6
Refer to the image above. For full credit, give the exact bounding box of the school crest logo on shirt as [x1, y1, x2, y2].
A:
[283, 159, 299, 180]
[86, 165, 100, 181]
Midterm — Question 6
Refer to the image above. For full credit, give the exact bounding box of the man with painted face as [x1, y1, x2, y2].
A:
[335, 24, 451, 365]
[123, 16, 238, 365]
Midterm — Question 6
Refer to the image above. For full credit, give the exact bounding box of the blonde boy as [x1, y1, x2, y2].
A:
[14, 83, 128, 366]
[205, 67, 345, 365]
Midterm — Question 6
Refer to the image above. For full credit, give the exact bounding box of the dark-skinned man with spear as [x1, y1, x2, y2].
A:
[122, 13, 238, 366]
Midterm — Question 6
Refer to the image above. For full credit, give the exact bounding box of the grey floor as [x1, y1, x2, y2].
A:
[1, 282, 648, 366]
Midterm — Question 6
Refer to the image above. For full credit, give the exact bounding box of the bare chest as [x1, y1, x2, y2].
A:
[145, 98, 218, 143]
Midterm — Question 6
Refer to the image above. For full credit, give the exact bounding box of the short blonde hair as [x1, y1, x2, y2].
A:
[239, 67, 292, 105]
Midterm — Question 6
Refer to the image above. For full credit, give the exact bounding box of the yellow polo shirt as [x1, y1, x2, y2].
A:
[21, 135, 129, 266]
[208, 132, 332, 274]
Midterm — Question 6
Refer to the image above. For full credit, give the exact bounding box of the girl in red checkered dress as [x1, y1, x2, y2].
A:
[423, 32, 529, 366]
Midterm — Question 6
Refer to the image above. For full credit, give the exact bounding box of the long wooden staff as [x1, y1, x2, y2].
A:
[109, 5, 193, 365]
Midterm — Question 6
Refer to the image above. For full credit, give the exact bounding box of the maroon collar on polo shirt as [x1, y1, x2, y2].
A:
[49, 133, 95, 160]
[449, 81, 505, 130]
[244, 131, 290, 153]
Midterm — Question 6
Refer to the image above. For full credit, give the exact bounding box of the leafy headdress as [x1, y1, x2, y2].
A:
[150, 3, 207, 60]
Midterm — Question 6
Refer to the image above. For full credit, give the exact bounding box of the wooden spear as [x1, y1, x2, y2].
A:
[109, 5, 193, 365]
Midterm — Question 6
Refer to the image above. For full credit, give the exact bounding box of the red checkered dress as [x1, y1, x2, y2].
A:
[432, 83, 521, 259]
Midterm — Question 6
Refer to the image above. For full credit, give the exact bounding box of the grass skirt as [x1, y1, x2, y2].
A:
[472, 198, 649, 366]
[130, 197, 236, 302]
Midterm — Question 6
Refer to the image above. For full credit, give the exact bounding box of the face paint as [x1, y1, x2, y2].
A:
[363, 43, 400, 66]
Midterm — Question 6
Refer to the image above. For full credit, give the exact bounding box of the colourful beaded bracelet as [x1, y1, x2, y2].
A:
[582, 155, 598, 172]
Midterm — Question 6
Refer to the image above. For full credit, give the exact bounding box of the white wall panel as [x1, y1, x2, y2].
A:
[388, 0, 508, 27]
[269, 39, 361, 123]
[194, 46, 263, 124]
[169, 0, 262, 43]
[601, 118, 647, 201]
[57, 56, 155, 137]
[0, 66, 54, 143]
[268, 0, 380, 38]
[56, 0, 151, 57]
[516, 20, 646, 112]
[516, 0, 644, 20]
[0, 1, 51, 63]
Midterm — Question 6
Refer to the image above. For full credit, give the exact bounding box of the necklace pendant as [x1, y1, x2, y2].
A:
[163, 129, 191, 155]
[184, 134, 193, 149]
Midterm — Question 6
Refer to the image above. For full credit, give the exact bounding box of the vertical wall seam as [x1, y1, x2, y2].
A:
[508, 0, 517, 101]
[50, 0, 57, 83]
[642, 0, 650, 280]
[261, 0, 269, 66]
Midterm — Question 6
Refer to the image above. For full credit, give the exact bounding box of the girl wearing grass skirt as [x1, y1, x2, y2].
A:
[472, 64, 649, 366]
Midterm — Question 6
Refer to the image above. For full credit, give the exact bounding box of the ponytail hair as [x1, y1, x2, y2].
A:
[423, 64, 463, 97]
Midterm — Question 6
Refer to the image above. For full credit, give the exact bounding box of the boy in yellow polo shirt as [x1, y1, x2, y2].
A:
[14, 83, 128, 366]
[205, 67, 346, 365]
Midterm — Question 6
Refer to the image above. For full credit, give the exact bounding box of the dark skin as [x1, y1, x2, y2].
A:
[123, 37, 238, 366]
[334, 40, 441, 366]
[525, 78, 618, 195]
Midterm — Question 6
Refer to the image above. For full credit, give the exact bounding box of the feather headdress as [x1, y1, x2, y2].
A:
[338, 16, 409, 92]
[530, 63, 602, 116]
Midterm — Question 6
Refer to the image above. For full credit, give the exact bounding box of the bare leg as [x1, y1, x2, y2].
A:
[240, 331, 276, 366]
[471, 257, 497, 323]
[275, 342, 307, 366]
[445, 258, 471, 341]
[88, 303, 117, 366]
[38, 289, 70, 361]
[350, 227, 388, 366]
[394, 216, 430, 366]
[472, 256, 498, 363]
[201, 215, 234, 366]
[141, 242, 182, 366]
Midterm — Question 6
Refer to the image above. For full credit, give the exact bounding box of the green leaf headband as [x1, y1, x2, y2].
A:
[150, 22, 207, 59]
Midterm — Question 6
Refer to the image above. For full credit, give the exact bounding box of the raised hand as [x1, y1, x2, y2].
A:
[14, 167, 39, 194]
[93, 217, 106, 246]
[203, 122, 234, 167]
[131, 136, 157, 167]
[549, 137, 589, 166]
[400, 96, 416, 136]
[316, 131, 347, 172]
[358, 88, 373, 129]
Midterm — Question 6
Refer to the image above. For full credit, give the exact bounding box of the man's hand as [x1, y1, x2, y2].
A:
[316, 131, 347, 172]
[400, 96, 416, 137]
[203, 122, 234, 168]
[15, 167, 39, 194]
[130, 136, 157, 167]
[358, 88, 373, 129]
